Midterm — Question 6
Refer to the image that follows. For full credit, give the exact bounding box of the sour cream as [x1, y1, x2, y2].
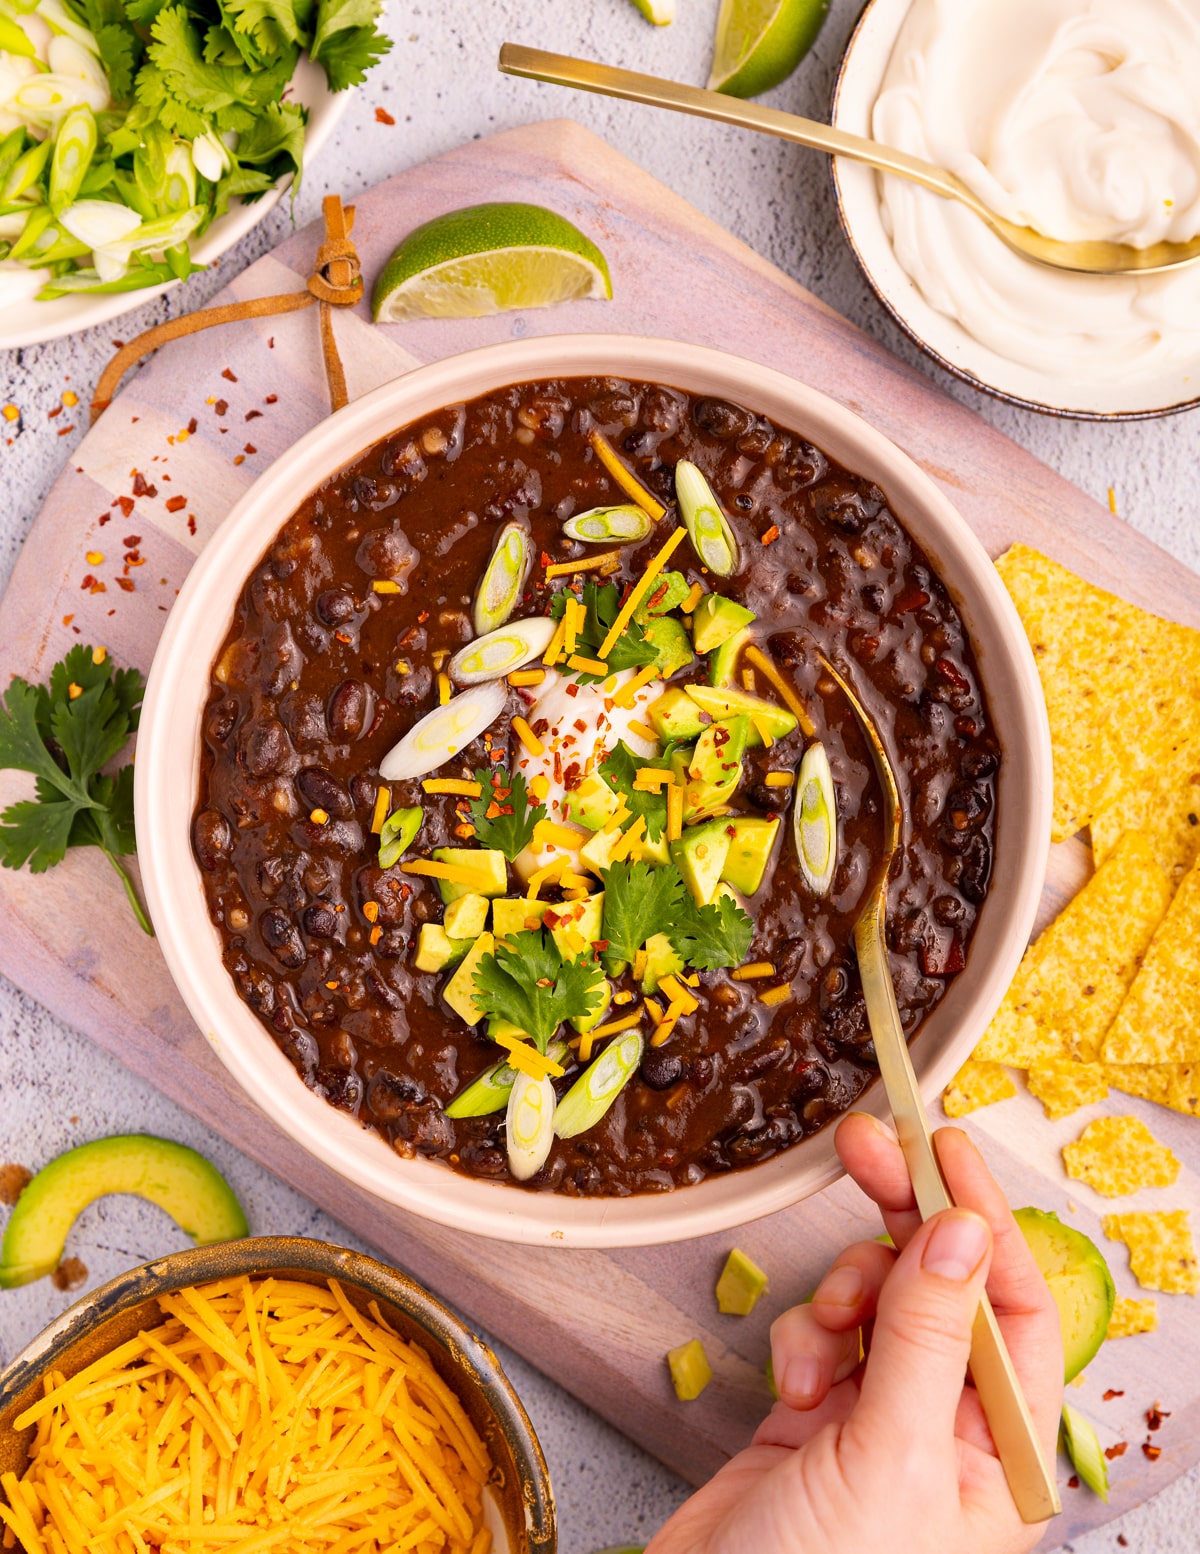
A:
[872, 0, 1200, 386]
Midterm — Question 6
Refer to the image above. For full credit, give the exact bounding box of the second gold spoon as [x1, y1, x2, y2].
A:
[498, 43, 1200, 278]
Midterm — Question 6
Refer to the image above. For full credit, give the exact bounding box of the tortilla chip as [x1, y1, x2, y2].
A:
[1092, 729, 1200, 883]
[996, 546, 1200, 842]
[942, 1060, 1016, 1117]
[1107, 1064, 1200, 1116]
[1062, 1116, 1181, 1197]
[1103, 1210, 1199, 1294]
[1027, 1064, 1109, 1119]
[1103, 851, 1200, 1065]
[1107, 1296, 1158, 1339]
[974, 832, 1171, 1067]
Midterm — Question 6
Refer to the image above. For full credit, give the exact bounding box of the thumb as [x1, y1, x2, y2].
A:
[851, 1208, 993, 1450]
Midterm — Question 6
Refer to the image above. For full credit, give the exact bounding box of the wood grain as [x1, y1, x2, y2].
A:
[1, 120, 1197, 1542]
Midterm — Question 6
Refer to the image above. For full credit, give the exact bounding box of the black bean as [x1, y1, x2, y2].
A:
[933, 893, 967, 926]
[299, 817, 363, 856]
[365, 970, 402, 1010]
[280, 691, 326, 750]
[689, 1054, 715, 1087]
[240, 718, 292, 779]
[959, 834, 992, 904]
[316, 1066, 363, 1112]
[296, 766, 354, 819]
[640, 1048, 684, 1089]
[962, 748, 999, 779]
[458, 1140, 507, 1177]
[392, 1102, 454, 1157]
[767, 630, 806, 669]
[355, 521, 418, 583]
[192, 809, 232, 871]
[316, 589, 356, 626]
[206, 697, 237, 744]
[260, 909, 305, 969]
[367, 1070, 426, 1118]
[327, 680, 369, 740]
[693, 397, 754, 440]
[302, 904, 339, 939]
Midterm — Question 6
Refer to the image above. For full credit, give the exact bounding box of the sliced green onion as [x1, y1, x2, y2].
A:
[58, 196, 139, 249]
[473, 520, 531, 635]
[794, 740, 837, 896]
[191, 129, 231, 183]
[445, 1040, 569, 1119]
[554, 1029, 644, 1139]
[378, 680, 506, 783]
[7, 203, 54, 261]
[162, 144, 195, 213]
[0, 15, 36, 55]
[675, 460, 739, 577]
[448, 616, 556, 685]
[505, 1071, 556, 1180]
[377, 805, 422, 869]
[562, 504, 653, 544]
[0, 130, 28, 186]
[1061, 1405, 1109, 1502]
[1, 136, 51, 203]
[48, 105, 96, 214]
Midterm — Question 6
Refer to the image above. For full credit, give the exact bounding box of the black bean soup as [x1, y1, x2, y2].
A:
[193, 378, 1000, 1195]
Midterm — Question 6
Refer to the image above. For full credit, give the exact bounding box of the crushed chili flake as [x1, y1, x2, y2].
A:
[375, 105, 395, 124]
[131, 472, 157, 498]
[1146, 1405, 1171, 1431]
[80, 574, 95, 589]
[1103, 1389, 1125, 1401]
[187, 516, 197, 535]
[123, 534, 141, 546]
[760, 524, 781, 546]
[233, 455, 245, 466]
[214, 399, 228, 416]
[48, 404, 61, 418]
[265, 394, 278, 404]
[1105, 1442, 1128, 1460]
[116, 578, 135, 592]
[116, 495, 134, 517]
[90, 581, 107, 594]
[1142, 1442, 1162, 1462]
[1066, 1475, 1080, 1490]
[165, 495, 187, 512]
[61, 614, 73, 626]
[246, 409, 262, 421]
[1117, 1538, 1128, 1548]
[57, 424, 75, 436]
[98, 512, 110, 525]
[188, 416, 198, 434]
[221, 367, 238, 382]
[566, 683, 579, 698]
[244, 443, 257, 455]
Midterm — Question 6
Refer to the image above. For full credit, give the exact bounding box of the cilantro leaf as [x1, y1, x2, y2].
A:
[473, 929, 605, 1051]
[550, 578, 658, 681]
[598, 741, 670, 842]
[669, 892, 754, 972]
[309, 0, 391, 89]
[597, 859, 685, 973]
[468, 765, 544, 861]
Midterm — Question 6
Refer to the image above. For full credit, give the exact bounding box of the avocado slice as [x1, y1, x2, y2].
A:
[443, 891, 490, 939]
[414, 922, 472, 973]
[683, 717, 750, 822]
[647, 686, 705, 744]
[0, 1136, 248, 1288]
[432, 846, 508, 903]
[644, 615, 695, 677]
[685, 684, 798, 745]
[564, 771, 621, 832]
[671, 819, 734, 907]
[667, 1338, 712, 1401]
[708, 626, 750, 688]
[692, 593, 756, 654]
[547, 891, 605, 958]
[492, 897, 549, 937]
[570, 977, 612, 1034]
[640, 930, 685, 994]
[721, 817, 781, 896]
[1015, 1207, 1115, 1382]
[443, 931, 495, 1025]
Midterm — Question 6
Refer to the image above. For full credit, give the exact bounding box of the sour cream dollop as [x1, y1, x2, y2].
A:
[872, 0, 1200, 385]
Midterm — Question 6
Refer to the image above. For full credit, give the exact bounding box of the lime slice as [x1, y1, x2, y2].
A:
[628, 0, 675, 22]
[708, 0, 831, 98]
[372, 202, 612, 321]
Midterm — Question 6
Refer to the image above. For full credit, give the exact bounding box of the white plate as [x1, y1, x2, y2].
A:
[0, 57, 348, 351]
[830, 0, 1200, 421]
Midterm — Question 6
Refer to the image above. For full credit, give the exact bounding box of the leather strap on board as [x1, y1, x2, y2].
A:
[90, 195, 363, 423]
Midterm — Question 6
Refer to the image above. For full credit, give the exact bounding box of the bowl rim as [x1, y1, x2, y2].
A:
[829, 0, 1200, 424]
[135, 331, 1052, 1248]
[0, 1235, 556, 1554]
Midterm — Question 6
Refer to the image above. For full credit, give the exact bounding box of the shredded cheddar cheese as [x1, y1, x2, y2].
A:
[759, 982, 793, 1007]
[566, 653, 609, 677]
[587, 431, 667, 521]
[511, 716, 544, 758]
[422, 778, 483, 798]
[666, 784, 684, 843]
[0, 1276, 494, 1554]
[764, 772, 794, 788]
[400, 859, 495, 888]
[543, 550, 622, 578]
[750, 716, 775, 749]
[490, 1032, 566, 1079]
[533, 818, 583, 851]
[563, 597, 580, 655]
[658, 975, 698, 1015]
[682, 582, 704, 614]
[507, 669, 545, 688]
[596, 527, 686, 660]
[743, 646, 816, 737]
[627, 719, 659, 746]
[731, 961, 776, 981]
[370, 785, 392, 834]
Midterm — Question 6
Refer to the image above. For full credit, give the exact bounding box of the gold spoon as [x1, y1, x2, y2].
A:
[815, 651, 1061, 1525]
[498, 44, 1200, 278]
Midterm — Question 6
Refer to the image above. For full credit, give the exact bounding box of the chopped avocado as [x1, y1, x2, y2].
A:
[492, 897, 549, 937]
[432, 846, 508, 903]
[667, 1338, 713, 1401]
[692, 593, 755, 654]
[564, 771, 621, 832]
[708, 626, 750, 687]
[443, 931, 495, 1025]
[716, 1247, 769, 1315]
[644, 615, 695, 677]
[0, 1136, 248, 1288]
[685, 684, 798, 745]
[721, 817, 781, 896]
[488, 1016, 530, 1045]
[639, 826, 670, 867]
[640, 931, 685, 994]
[580, 827, 622, 875]
[671, 819, 734, 907]
[647, 686, 705, 744]
[683, 717, 750, 822]
[1015, 1207, 1115, 1382]
[1061, 1404, 1110, 1502]
[443, 891, 490, 939]
[547, 891, 605, 959]
[570, 977, 611, 1034]
[414, 923, 472, 973]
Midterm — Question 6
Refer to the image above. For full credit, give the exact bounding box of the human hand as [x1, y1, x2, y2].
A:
[646, 1115, 1063, 1554]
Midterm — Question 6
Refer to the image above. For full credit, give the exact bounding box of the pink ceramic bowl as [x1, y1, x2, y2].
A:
[135, 334, 1051, 1248]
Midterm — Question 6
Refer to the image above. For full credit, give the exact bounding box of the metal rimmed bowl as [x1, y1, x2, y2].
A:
[135, 332, 1052, 1248]
[831, 0, 1200, 421]
[0, 1236, 555, 1553]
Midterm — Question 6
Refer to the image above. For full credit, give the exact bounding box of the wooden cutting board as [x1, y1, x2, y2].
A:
[3, 120, 1197, 1543]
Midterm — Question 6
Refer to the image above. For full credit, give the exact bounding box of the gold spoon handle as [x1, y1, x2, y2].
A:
[497, 44, 979, 212]
[854, 905, 1061, 1525]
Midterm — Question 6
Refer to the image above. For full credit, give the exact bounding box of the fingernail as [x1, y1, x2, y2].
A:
[851, 1110, 897, 1142]
[780, 1353, 821, 1404]
[814, 1263, 864, 1308]
[921, 1211, 990, 1282]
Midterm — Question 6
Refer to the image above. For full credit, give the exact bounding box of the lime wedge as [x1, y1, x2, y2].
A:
[708, 0, 830, 98]
[628, 0, 675, 22]
[372, 202, 612, 322]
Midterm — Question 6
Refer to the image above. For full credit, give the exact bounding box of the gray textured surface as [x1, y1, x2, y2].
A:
[1, 0, 1197, 1548]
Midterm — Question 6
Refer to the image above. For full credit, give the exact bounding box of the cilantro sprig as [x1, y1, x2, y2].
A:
[671, 891, 754, 971]
[468, 765, 544, 861]
[600, 858, 754, 976]
[0, 646, 152, 934]
[473, 929, 606, 1051]
[549, 579, 658, 681]
[598, 741, 672, 842]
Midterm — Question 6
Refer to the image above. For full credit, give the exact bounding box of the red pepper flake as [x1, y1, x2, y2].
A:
[485, 801, 503, 820]
[187, 416, 198, 434]
[335, 631, 352, 644]
[267, 337, 275, 349]
[565, 683, 579, 698]
[646, 580, 668, 611]
[221, 367, 238, 382]
[375, 106, 395, 124]
[98, 512, 110, 526]
[90, 581, 107, 595]
[80, 574, 95, 589]
[892, 585, 930, 614]
[264, 394, 278, 405]
[244, 443, 256, 455]
[57, 425, 75, 436]
[1142, 1442, 1162, 1462]
[489, 749, 505, 763]
[165, 495, 187, 512]
[116, 578, 135, 593]
[233, 455, 245, 466]
[1105, 1442, 1128, 1460]
[62, 613, 74, 626]
[123, 534, 141, 546]
[1103, 1389, 1125, 1401]
[1117, 1538, 1128, 1548]
[417, 611, 429, 623]
[214, 399, 228, 416]
[131, 472, 157, 498]
[187, 516, 197, 535]
[760, 524, 781, 546]
[1066, 1476, 1080, 1490]
[573, 718, 587, 733]
[1146, 1404, 1171, 1431]
[116, 495, 134, 517]
[48, 404, 61, 418]
[245, 409, 262, 421]
[112, 339, 124, 348]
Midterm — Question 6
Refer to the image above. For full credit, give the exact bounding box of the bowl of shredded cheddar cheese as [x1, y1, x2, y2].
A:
[0, 1237, 555, 1554]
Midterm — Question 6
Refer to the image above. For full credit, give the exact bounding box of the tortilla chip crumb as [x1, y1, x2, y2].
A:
[942, 1060, 1016, 1117]
[1104, 852, 1200, 1066]
[1107, 1296, 1158, 1339]
[1027, 1065, 1109, 1119]
[1063, 1117, 1181, 1197]
[1103, 1210, 1199, 1294]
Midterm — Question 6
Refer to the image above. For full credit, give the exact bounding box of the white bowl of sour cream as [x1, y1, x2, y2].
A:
[832, 0, 1200, 419]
